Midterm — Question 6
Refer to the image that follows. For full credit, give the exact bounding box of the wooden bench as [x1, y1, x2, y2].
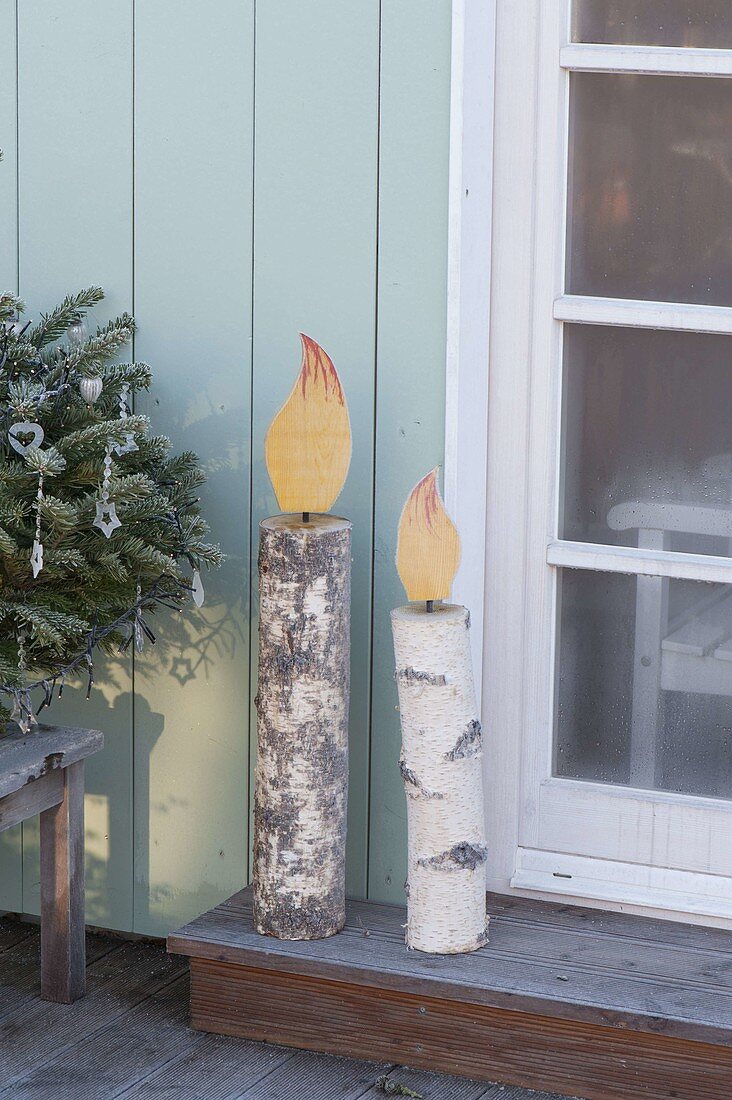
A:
[0, 723, 103, 1003]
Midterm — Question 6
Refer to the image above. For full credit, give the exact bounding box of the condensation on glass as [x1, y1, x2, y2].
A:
[560, 324, 732, 557]
[573, 1, 732, 49]
[566, 73, 732, 305]
[554, 568, 732, 799]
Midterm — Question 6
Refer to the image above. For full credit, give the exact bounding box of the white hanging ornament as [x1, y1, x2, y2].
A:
[30, 539, 43, 578]
[67, 316, 89, 349]
[9, 421, 44, 456]
[80, 375, 103, 404]
[133, 582, 145, 651]
[113, 433, 138, 457]
[111, 382, 138, 456]
[13, 629, 37, 734]
[93, 443, 122, 538]
[192, 569, 205, 607]
[94, 499, 121, 538]
[30, 471, 44, 578]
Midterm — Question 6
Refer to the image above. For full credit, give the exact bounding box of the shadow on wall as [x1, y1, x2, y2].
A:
[131, 370, 251, 934]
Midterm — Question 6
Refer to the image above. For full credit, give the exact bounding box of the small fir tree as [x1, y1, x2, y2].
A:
[0, 286, 221, 727]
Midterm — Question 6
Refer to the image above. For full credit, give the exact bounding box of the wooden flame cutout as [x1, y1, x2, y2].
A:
[265, 334, 352, 513]
[396, 468, 461, 602]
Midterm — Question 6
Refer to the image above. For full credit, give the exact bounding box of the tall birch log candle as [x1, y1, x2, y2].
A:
[392, 469, 488, 953]
[253, 335, 352, 940]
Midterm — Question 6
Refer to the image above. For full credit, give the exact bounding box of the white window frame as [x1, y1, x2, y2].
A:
[445, 0, 732, 927]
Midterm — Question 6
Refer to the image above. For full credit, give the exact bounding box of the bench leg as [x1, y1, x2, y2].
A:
[40, 760, 85, 1002]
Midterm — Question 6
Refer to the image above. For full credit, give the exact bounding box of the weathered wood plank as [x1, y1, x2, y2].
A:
[39, 761, 85, 1002]
[489, 891, 732, 952]
[0, 918, 35, 955]
[223, 886, 732, 974]
[360, 1066, 521, 1100]
[0, 919, 621, 1100]
[2, 975, 190, 1099]
[0, 727, 103, 800]
[0, 929, 116, 1024]
[234, 1050, 389, 1100]
[1, 977, 183, 1096]
[0, 940, 184, 1088]
[0, 770, 63, 833]
[169, 889, 732, 1046]
[111, 1030, 292, 1099]
[189, 959, 732, 1100]
[478, 1090, 570, 1100]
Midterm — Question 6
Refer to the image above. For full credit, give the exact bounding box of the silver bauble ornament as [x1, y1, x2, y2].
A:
[80, 376, 103, 404]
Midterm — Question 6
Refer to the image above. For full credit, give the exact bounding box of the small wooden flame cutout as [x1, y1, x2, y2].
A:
[265, 334, 352, 514]
[396, 468, 461, 602]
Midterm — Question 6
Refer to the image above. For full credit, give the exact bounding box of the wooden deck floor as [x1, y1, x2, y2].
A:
[0, 915, 567, 1100]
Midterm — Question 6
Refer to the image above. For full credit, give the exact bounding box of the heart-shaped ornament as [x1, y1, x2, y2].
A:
[9, 422, 44, 456]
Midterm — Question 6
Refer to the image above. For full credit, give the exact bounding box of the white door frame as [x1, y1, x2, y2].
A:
[444, 0, 496, 701]
[445, 0, 732, 928]
[444, 0, 538, 903]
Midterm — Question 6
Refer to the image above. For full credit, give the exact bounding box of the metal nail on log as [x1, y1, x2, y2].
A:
[253, 334, 352, 940]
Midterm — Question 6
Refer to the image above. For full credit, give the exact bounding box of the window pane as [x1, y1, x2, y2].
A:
[573, 1, 732, 49]
[567, 73, 732, 305]
[554, 568, 732, 799]
[561, 325, 732, 555]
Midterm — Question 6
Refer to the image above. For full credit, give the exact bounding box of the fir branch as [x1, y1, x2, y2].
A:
[65, 313, 135, 374]
[29, 287, 105, 348]
[105, 362, 153, 390]
[38, 494, 77, 530]
[54, 415, 149, 457]
[0, 288, 220, 712]
[0, 602, 90, 651]
[0, 295, 24, 324]
[42, 548, 86, 571]
[0, 525, 18, 555]
[24, 445, 67, 477]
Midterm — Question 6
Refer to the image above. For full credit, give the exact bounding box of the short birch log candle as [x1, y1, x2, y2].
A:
[392, 469, 487, 953]
[253, 335, 352, 940]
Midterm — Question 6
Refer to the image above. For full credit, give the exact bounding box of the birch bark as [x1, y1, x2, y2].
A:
[392, 603, 487, 953]
[253, 514, 351, 939]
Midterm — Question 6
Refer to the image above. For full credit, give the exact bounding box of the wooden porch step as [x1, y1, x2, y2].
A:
[168, 887, 732, 1100]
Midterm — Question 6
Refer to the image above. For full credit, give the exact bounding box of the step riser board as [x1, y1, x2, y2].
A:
[189, 959, 732, 1100]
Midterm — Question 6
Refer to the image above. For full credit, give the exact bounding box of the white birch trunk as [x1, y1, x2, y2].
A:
[391, 603, 487, 953]
[253, 514, 351, 940]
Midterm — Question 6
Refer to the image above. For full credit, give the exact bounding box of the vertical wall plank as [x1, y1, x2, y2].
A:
[368, 0, 452, 903]
[0, 0, 17, 291]
[133, 0, 254, 935]
[251, 0, 380, 897]
[0, 0, 22, 912]
[16, 0, 134, 930]
[4, 1, 452, 929]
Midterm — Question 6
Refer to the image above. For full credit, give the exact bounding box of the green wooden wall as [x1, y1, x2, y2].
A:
[0, 0, 451, 934]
